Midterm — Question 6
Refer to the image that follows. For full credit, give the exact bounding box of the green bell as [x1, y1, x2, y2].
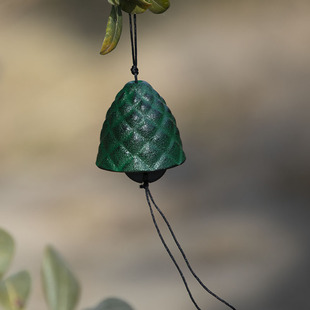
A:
[96, 80, 186, 183]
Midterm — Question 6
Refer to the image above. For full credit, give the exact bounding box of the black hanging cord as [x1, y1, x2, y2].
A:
[140, 182, 236, 310]
[140, 182, 201, 310]
[129, 14, 139, 82]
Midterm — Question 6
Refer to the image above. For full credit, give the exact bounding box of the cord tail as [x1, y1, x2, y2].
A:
[141, 182, 236, 310]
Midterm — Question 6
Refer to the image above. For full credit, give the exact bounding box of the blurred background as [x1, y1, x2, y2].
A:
[1, 0, 310, 309]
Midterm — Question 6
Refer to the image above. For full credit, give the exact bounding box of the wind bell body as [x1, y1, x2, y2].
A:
[96, 80, 186, 183]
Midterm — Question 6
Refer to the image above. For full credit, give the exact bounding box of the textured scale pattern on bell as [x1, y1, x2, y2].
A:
[96, 80, 186, 173]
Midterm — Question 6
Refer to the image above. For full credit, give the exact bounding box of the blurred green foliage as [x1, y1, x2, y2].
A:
[86, 298, 134, 310]
[0, 229, 14, 280]
[0, 228, 134, 310]
[0, 228, 30, 310]
[42, 246, 80, 310]
[0, 271, 31, 310]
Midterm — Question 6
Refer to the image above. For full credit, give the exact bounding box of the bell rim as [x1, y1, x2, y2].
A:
[95, 157, 186, 173]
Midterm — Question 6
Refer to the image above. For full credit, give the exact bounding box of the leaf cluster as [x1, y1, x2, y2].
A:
[0, 228, 133, 310]
[0, 228, 30, 310]
[101, 0, 170, 55]
[108, 0, 170, 15]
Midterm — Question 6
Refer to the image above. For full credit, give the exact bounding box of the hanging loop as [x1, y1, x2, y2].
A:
[129, 14, 138, 82]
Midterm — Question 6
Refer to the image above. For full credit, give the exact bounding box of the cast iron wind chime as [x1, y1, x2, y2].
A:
[96, 1, 236, 310]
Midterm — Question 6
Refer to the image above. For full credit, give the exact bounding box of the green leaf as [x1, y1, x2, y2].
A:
[107, 0, 120, 5]
[86, 297, 134, 310]
[100, 5, 123, 55]
[148, 0, 170, 13]
[119, 0, 150, 14]
[41, 246, 80, 310]
[0, 228, 15, 280]
[0, 271, 31, 310]
[132, 0, 152, 9]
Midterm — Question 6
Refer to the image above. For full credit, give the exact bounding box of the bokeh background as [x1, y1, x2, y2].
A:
[1, 0, 310, 309]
